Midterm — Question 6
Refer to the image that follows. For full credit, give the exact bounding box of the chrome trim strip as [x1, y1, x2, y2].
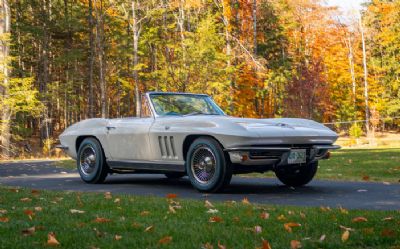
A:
[107, 160, 185, 172]
[224, 147, 291, 152]
[313, 145, 341, 150]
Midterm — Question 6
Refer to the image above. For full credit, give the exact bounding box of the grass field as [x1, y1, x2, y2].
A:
[0, 187, 399, 248]
[56, 148, 400, 183]
[317, 148, 400, 182]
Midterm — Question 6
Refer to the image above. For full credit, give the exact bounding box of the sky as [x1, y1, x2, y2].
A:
[325, 0, 366, 12]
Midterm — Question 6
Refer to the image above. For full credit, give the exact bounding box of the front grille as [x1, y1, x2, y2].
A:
[249, 151, 282, 160]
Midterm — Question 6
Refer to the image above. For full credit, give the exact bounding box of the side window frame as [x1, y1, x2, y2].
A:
[140, 95, 154, 118]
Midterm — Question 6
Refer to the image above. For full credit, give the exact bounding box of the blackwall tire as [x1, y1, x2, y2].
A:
[186, 137, 232, 192]
[77, 137, 108, 184]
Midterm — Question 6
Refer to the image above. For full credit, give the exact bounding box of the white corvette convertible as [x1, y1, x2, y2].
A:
[58, 92, 340, 192]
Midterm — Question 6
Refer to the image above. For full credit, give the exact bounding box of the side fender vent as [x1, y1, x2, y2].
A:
[158, 136, 177, 159]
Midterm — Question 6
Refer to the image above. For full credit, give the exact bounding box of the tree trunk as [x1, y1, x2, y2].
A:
[95, 0, 106, 118]
[220, 0, 233, 114]
[39, 0, 51, 145]
[359, 14, 370, 135]
[88, 0, 95, 118]
[132, 0, 140, 117]
[0, 0, 11, 158]
[252, 0, 257, 55]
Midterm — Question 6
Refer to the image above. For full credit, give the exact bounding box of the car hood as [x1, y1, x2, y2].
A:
[157, 115, 338, 140]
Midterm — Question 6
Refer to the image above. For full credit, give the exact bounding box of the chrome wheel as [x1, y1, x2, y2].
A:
[79, 145, 97, 176]
[190, 146, 217, 184]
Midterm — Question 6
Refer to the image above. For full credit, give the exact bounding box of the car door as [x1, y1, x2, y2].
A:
[105, 97, 155, 161]
[105, 117, 154, 161]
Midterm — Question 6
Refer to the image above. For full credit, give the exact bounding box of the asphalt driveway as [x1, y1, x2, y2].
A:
[0, 160, 399, 210]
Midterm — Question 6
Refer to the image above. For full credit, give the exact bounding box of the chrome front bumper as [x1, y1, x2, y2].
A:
[224, 145, 340, 166]
[55, 144, 69, 151]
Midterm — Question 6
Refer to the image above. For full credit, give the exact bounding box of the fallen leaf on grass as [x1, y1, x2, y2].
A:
[93, 228, 106, 238]
[299, 212, 306, 219]
[34, 207, 43, 212]
[290, 240, 302, 249]
[0, 209, 7, 214]
[381, 228, 396, 238]
[158, 236, 172, 245]
[209, 216, 223, 223]
[93, 217, 111, 223]
[254, 225, 262, 234]
[165, 205, 176, 214]
[114, 235, 122, 240]
[277, 214, 286, 221]
[22, 226, 35, 236]
[0, 217, 9, 222]
[166, 193, 177, 199]
[284, 223, 301, 233]
[260, 212, 270, 220]
[202, 242, 213, 249]
[20, 197, 32, 202]
[140, 211, 150, 216]
[47, 232, 60, 246]
[242, 197, 251, 205]
[260, 239, 272, 249]
[144, 225, 154, 232]
[339, 206, 348, 214]
[382, 216, 394, 221]
[9, 188, 19, 193]
[352, 216, 368, 223]
[114, 198, 120, 204]
[205, 200, 214, 208]
[104, 192, 112, 199]
[319, 234, 326, 242]
[206, 209, 219, 214]
[31, 189, 40, 195]
[341, 230, 350, 242]
[217, 241, 226, 249]
[362, 175, 370, 181]
[70, 209, 85, 214]
[320, 206, 331, 212]
[24, 210, 35, 220]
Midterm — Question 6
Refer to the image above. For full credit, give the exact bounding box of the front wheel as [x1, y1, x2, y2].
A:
[77, 137, 109, 184]
[275, 161, 318, 187]
[186, 137, 232, 192]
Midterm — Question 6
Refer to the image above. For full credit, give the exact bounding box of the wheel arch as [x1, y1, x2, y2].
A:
[182, 134, 226, 161]
[76, 135, 103, 154]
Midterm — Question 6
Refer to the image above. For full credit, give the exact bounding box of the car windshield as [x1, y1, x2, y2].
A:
[149, 93, 225, 116]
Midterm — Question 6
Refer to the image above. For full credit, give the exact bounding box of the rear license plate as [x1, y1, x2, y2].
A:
[288, 149, 306, 164]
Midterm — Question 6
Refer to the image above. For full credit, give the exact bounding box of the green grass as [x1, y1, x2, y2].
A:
[56, 148, 400, 183]
[243, 148, 400, 183]
[317, 148, 400, 182]
[0, 187, 399, 248]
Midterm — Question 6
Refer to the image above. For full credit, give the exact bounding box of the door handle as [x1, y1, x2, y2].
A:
[106, 126, 116, 130]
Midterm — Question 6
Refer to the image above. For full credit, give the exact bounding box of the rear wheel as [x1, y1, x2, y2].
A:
[275, 161, 318, 187]
[164, 172, 185, 179]
[77, 137, 108, 184]
[186, 137, 232, 192]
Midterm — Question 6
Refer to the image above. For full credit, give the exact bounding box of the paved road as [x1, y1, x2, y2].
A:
[1, 160, 399, 210]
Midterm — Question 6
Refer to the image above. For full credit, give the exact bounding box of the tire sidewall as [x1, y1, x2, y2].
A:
[186, 138, 227, 192]
[77, 138, 105, 183]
